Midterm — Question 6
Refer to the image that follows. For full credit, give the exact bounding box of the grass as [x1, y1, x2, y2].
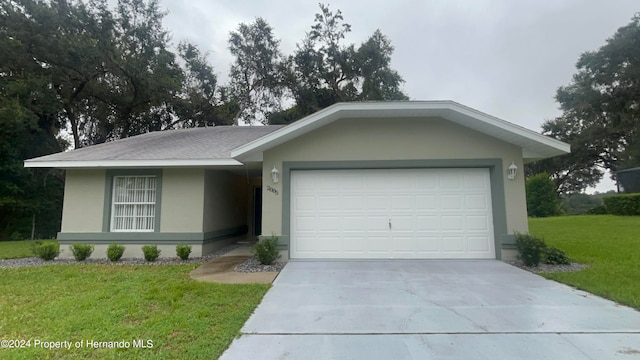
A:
[0, 264, 269, 359]
[529, 215, 640, 310]
[0, 240, 48, 259]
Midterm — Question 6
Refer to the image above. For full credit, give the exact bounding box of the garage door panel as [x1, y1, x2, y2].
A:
[342, 236, 365, 252]
[464, 172, 489, 189]
[294, 216, 316, 231]
[415, 195, 438, 209]
[468, 236, 491, 252]
[317, 196, 340, 210]
[416, 215, 439, 230]
[391, 195, 414, 210]
[466, 215, 490, 230]
[465, 194, 489, 210]
[341, 216, 367, 231]
[343, 196, 366, 210]
[442, 236, 465, 252]
[439, 174, 462, 189]
[365, 177, 387, 190]
[391, 216, 413, 231]
[316, 216, 341, 229]
[366, 196, 388, 210]
[441, 194, 463, 209]
[441, 215, 463, 230]
[290, 169, 495, 259]
[416, 236, 441, 252]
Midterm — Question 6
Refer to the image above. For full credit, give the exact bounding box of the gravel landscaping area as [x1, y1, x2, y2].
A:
[0, 244, 241, 269]
[508, 261, 590, 273]
[234, 257, 286, 273]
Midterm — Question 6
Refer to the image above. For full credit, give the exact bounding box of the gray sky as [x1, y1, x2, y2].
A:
[158, 0, 638, 192]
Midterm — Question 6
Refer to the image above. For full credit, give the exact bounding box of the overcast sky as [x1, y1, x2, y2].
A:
[156, 0, 638, 192]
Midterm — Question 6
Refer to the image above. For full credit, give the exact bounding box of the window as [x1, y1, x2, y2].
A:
[111, 176, 157, 231]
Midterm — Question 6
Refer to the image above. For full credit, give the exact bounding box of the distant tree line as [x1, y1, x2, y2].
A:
[0, 0, 407, 240]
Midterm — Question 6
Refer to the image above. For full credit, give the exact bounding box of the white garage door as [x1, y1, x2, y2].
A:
[290, 168, 495, 259]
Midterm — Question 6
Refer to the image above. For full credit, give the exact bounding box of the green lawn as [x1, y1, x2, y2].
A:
[0, 240, 45, 259]
[529, 215, 640, 310]
[0, 264, 269, 359]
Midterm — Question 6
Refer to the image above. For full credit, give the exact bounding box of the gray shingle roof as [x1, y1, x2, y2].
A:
[28, 126, 284, 162]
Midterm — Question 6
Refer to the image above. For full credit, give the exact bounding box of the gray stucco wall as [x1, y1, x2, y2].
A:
[261, 117, 529, 257]
[160, 168, 205, 232]
[61, 169, 106, 232]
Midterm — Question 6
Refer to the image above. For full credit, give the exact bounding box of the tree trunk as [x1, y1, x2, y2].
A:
[31, 213, 36, 240]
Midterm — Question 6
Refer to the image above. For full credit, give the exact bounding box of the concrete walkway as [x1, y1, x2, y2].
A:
[221, 260, 640, 359]
[189, 246, 279, 284]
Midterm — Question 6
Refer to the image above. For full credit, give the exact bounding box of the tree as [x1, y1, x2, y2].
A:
[0, 0, 222, 238]
[174, 42, 235, 127]
[529, 14, 640, 193]
[83, 0, 184, 144]
[525, 116, 603, 195]
[271, 3, 407, 124]
[228, 18, 284, 125]
[526, 173, 562, 217]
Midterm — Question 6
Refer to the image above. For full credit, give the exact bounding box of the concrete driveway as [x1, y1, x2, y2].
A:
[221, 261, 640, 359]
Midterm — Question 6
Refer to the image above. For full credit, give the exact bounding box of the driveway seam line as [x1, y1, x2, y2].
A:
[241, 331, 640, 336]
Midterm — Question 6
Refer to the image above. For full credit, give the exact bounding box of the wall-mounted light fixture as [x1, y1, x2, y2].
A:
[507, 161, 518, 180]
[271, 165, 280, 184]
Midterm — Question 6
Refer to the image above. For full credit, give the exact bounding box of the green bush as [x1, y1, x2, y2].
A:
[586, 205, 608, 215]
[32, 241, 60, 261]
[603, 194, 640, 215]
[543, 246, 570, 265]
[176, 244, 192, 260]
[526, 173, 562, 217]
[252, 235, 281, 265]
[142, 245, 161, 262]
[69, 243, 94, 261]
[107, 243, 126, 261]
[515, 233, 546, 267]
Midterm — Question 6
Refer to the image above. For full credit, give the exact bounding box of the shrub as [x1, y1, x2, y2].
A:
[543, 246, 570, 265]
[603, 194, 640, 215]
[32, 241, 60, 261]
[586, 205, 607, 215]
[252, 235, 281, 265]
[515, 233, 546, 267]
[142, 245, 161, 262]
[70, 243, 94, 261]
[107, 243, 126, 261]
[176, 244, 192, 260]
[526, 173, 562, 217]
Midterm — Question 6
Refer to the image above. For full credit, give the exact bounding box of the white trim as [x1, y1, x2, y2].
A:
[24, 158, 244, 168]
[231, 101, 570, 160]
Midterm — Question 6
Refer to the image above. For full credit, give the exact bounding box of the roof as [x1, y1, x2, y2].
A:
[25, 101, 570, 169]
[232, 101, 570, 161]
[25, 126, 284, 168]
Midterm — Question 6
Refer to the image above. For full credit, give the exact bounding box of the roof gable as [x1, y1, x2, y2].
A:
[231, 101, 570, 161]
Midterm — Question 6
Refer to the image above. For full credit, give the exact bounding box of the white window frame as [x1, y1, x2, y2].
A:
[110, 175, 157, 232]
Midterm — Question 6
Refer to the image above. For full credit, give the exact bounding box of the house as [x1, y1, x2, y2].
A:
[24, 101, 570, 261]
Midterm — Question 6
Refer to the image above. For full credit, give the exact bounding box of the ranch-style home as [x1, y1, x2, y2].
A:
[25, 101, 570, 261]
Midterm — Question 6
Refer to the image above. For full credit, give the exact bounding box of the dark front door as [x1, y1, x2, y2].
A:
[254, 187, 262, 236]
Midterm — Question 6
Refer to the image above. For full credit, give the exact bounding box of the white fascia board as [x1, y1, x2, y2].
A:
[23, 158, 244, 169]
[442, 105, 571, 154]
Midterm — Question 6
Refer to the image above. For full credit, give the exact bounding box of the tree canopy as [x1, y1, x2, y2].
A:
[527, 14, 640, 194]
[269, 4, 408, 124]
[0, 0, 408, 239]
